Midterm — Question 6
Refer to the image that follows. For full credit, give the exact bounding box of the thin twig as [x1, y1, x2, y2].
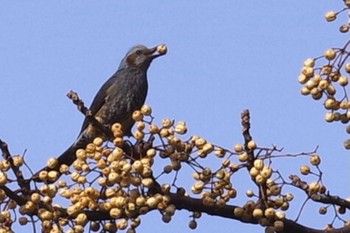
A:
[66, 90, 113, 139]
[0, 140, 29, 191]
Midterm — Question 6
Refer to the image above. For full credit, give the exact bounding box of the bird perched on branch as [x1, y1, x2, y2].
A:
[34, 44, 167, 182]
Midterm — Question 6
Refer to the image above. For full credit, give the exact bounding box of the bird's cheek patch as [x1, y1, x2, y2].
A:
[126, 53, 138, 67]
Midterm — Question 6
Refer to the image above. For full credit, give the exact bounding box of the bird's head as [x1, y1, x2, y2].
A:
[119, 44, 167, 70]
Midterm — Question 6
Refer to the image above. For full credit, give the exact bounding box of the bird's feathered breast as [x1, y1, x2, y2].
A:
[79, 67, 148, 135]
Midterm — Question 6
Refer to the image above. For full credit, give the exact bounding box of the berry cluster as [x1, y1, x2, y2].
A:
[299, 3, 350, 149]
[9, 105, 296, 232]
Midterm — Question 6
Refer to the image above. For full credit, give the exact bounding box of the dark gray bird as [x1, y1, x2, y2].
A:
[34, 44, 167, 181]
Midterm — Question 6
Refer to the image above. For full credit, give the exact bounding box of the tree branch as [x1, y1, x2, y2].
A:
[311, 194, 350, 209]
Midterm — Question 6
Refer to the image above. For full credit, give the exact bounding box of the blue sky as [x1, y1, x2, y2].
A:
[1, 1, 349, 232]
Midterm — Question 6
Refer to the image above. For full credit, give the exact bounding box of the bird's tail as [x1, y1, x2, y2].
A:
[32, 130, 92, 183]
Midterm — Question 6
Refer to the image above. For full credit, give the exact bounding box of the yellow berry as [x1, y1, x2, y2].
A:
[93, 137, 103, 146]
[233, 207, 243, 217]
[146, 148, 156, 158]
[162, 118, 173, 128]
[246, 190, 254, 197]
[39, 210, 53, 221]
[338, 76, 349, 86]
[285, 193, 294, 201]
[195, 138, 207, 148]
[75, 213, 88, 226]
[311, 90, 323, 100]
[247, 140, 257, 150]
[298, 74, 309, 84]
[304, 58, 315, 67]
[175, 121, 187, 134]
[313, 75, 321, 84]
[111, 123, 124, 137]
[309, 182, 320, 194]
[345, 63, 350, 73]
[140, 105, 152, 115]
[132, 160, 144, 173]
[261, 166, 272, 179]
[141, 178, 154, 187]
[238, 152, 249, 162]
[281, 202, 289, 211]
[253, 159, 264, 170]
[234, 144, 244, 153]
[300, 87, 310, 95]
[255, 174, 265, 184]
[324, 49, 336, 60]
[0, 161, 9, 172]
[115, 137, 125, 147]
[109, 208, 122, 219]
[157, 44, 167, 55]
[39, 171, 48, 181]
[136, 122, 145, 131]
[202, 143, 214, 154]
[275, 211, 285, 220]
[109, 148, 124, 162]
[133, 130, 145, 140]
[76, 149, 86, 160]
[159, 128, 170, 137]
[318, 79, 329, 90]
[30, 193, 41, 204]
[330, 72, 340, 81]
[325, 11, 337, 22]
[340, 101, 350, 109]
[310, 87, 319, 96]
[300, 165, 310, 175]
[252, 208, 263, 219]
[266, 179, 275, 187]
[324, 98, 338, 110]
[305, 80, 316, 89]
[77, 176, 87, 184]
[215, 148, 226, 158]
[322, 65, 333, 75]
[249, 167, 259, 177]
[344, 139, 350, 149]
[341, 25, 350, 33]
[325, 112, 335, 122]
[47, 171, 59, 182]
[13, 156, 24, 167]
[264, 208, 275, 219]
[302, 66, 314, 78]
[269, 185, 281, 196]
[149, 124, 159, 134]
[326, 84, 336, 95]
[227, 188, 237, 198]
[85, 143, 96, 154]
[192, 181, 204, 193]
[132, 110, 143, 121]
[116, 219, 128, 230]
[310, 154, 321, 166]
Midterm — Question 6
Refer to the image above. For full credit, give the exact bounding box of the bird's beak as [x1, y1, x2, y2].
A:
[146, 44, 168, 59]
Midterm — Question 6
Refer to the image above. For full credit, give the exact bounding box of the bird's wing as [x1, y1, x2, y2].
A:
[79, 74, 118, 134]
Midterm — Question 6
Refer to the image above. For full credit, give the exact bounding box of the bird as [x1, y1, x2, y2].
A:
[34, 44, 167, 182]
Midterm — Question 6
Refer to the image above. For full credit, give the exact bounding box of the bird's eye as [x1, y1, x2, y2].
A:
[135, 50, 142, 55]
